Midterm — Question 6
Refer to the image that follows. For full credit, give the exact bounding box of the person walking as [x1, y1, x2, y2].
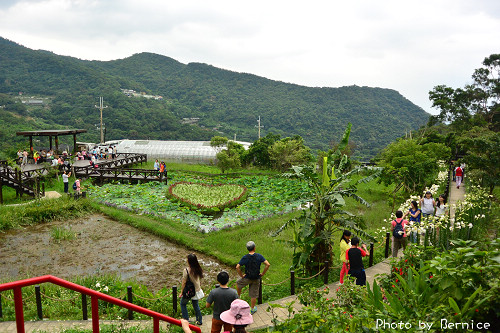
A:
[391, 210, 409, 257]
[339, 230, 351, 284]
[236, 241, 270, 315]
[206, 271, 239, 333]
[345, 237, 369, 286]
[180, 254, 204, 326]
[455, 165, 464, 189]
[62, 170, 71, 193]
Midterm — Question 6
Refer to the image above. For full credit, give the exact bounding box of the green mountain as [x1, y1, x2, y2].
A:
[0, 37, 429, 159]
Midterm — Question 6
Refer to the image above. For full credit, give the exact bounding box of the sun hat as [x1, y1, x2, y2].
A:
[220, 299, 254, 326]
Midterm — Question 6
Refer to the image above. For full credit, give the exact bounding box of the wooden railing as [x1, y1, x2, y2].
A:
[82, 168, 168, 185]
[74, 153, 147, 178]
[0, 275, 201, 333]
[0, 166, 44, 202]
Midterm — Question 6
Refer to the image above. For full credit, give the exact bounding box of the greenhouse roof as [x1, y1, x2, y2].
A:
[114, 140, 251, 164]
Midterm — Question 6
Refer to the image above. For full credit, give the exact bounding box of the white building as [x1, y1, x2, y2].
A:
[113, 139, 251, 164]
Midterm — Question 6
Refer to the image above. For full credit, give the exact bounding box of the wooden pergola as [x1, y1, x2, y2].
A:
[16, 129, 87, 155]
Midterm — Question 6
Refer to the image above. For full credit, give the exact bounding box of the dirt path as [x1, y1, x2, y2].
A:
[0, 214, 237, 291]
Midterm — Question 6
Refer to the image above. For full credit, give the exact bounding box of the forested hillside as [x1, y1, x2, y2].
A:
[0, 37, 429, 159]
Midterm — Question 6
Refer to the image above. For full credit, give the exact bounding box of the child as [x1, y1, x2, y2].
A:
[420, 191, 435, 218]
[339, 230, 352, 284]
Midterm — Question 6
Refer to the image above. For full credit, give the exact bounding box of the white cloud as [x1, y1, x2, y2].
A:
[1, 0, 499, 113]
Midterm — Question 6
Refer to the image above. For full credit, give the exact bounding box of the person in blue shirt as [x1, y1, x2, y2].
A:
[235, 241, 270, 315]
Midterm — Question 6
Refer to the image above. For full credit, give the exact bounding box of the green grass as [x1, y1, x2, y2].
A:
[344, 174, 395, 232]
[0, 196, 94, 231]
[51, 226, 77, 243]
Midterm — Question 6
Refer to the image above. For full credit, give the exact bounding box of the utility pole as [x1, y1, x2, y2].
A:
[95, 97, 108, 144]
[255, 116, 264, 139]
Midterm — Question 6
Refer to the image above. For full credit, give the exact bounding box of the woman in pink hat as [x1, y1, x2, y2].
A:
[181, 299, 253, 333]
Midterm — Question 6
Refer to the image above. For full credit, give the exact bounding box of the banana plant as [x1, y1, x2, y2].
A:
[273, 123, 380, 272]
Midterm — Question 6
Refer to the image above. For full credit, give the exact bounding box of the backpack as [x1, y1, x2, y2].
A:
[182, 269, 196, 299]
[244, 254, 261, 280]
[72, 182, 77, 190]
[393, 220, 404, 239]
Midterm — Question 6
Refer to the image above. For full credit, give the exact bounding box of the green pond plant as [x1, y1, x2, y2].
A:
[166, 182, 247, 215]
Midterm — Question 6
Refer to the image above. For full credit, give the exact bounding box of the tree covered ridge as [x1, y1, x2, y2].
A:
[0, 37, 428, 159]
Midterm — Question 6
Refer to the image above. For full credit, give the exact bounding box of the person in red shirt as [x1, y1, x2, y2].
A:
[455, 165, 463, 189]
[345, 237, 369, 286]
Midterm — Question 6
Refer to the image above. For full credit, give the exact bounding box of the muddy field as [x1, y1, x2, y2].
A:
[0, 215, 237, 291]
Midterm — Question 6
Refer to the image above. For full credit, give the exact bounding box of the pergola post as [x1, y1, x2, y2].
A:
[73, 134, 77, 155]
[29, 136, 33, 156]
[49, 136, 53, 151]
[55, 136, 59, 155]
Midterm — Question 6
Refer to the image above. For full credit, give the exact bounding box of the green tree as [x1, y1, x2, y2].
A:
[215, 141, 244, 173]
[210, 136, 228, 153]
[378, 138, 450, 196]
[429, 54, 500, 131]
[457, 127, 499, 194]
[268, 136, 312, 172]
[245, 132, 281, 168]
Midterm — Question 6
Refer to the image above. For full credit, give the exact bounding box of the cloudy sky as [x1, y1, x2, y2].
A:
[1, 0, 499, 114]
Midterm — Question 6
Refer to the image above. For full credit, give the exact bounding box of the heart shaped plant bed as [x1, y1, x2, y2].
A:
[167, 182, 248, 215]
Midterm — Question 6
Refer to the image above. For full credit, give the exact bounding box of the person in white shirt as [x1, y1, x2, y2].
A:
[420, 191, 436, 218]
[435, 194, 448, 217]
[62, 170, 71, 193]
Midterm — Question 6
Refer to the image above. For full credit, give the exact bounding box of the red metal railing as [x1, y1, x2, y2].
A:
[0, 275, 201, 333]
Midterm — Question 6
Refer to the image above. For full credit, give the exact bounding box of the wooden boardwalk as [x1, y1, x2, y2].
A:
[72, 153, 169, 185]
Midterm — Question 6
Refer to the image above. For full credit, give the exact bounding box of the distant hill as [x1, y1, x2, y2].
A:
[0, 37, 429, 159]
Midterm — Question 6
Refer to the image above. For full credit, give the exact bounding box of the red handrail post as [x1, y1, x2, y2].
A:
[154, 317, 160, 333]
[13, 287, 25, 333]
[91, 295, 99, 332]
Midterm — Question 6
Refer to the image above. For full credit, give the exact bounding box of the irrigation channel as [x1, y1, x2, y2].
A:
[0, 214, 237, 292]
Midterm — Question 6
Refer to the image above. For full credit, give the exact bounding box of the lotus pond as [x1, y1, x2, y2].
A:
[88, 173, 309, 232]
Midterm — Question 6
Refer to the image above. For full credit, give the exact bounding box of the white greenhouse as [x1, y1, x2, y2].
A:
[112, 140, 251, 164]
